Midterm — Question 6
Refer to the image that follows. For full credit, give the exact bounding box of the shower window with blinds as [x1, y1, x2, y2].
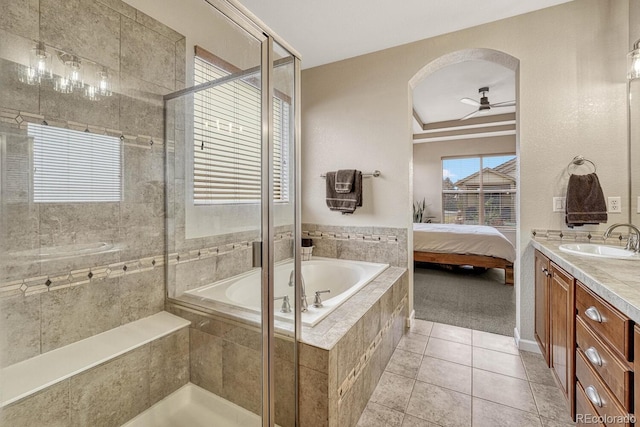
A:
[29, 123, 121, 203]
[193, 47, 289, 204]
[442, 154, 516, 228]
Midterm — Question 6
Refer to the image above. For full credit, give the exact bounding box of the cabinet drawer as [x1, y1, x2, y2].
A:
[576, 382, 605, 427]
[576, 282, 632, 361]
[576, 316, 632, 411]
[575, 350, 631, 427]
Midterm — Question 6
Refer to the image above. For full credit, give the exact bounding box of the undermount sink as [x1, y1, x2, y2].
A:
[558, 243, 640, 260]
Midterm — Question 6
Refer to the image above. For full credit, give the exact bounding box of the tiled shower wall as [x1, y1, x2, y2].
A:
[0, 0, 185, 367]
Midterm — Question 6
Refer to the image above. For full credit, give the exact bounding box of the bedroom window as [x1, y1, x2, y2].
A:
[193, 47, 289, 205]
[442, 154, 516, 228]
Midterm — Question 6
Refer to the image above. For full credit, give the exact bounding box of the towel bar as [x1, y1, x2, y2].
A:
[320, 170, 381, 178]
[566, 156, 596, 175]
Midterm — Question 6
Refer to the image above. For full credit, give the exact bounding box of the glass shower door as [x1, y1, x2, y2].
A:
[164, 2, 270, 425]
[164, 2, 300, 426]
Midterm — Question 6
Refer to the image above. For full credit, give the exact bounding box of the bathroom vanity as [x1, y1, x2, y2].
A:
[532, 238, 640, 426]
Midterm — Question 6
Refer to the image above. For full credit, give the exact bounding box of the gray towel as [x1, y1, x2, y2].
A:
[335, 169, 356, 193]
[326, 171, 362, 214]
[565, 173, 607, 227]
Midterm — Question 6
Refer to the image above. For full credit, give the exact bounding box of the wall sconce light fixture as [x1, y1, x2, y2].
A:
[19, 41, 52, 85]
[628, 39, 640, 80]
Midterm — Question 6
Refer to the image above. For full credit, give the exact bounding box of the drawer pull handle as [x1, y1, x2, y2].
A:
[585, 347, 603, 367]
[585, 386, 603, 408]
[585, 306, 603, 323]
[541, 267, 550, 277]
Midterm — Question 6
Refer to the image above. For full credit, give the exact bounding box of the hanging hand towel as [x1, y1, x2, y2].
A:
[565, 173, 608, 227]
[326, 170, 362, 214]
[335, 169, 356, 193]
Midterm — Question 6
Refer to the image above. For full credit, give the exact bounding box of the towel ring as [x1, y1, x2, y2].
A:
[566, 156, 596, 175]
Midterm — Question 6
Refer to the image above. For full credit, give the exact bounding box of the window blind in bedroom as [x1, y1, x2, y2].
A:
[442, 154, 516, 228]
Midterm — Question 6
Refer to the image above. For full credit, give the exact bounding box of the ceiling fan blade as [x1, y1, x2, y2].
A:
[490, 101, 516, 107]
[460, 110, 480, 121]
[460, 98, 480, 107]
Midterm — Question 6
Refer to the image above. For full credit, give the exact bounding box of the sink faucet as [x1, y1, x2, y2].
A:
[288, 270, 308, 312]
[603, 223, 640, 252]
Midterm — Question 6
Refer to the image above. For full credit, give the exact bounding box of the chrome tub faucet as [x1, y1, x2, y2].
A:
[288, 270, 308, 312]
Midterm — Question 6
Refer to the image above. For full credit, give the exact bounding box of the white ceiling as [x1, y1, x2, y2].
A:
[413, 60, 516, 126]
[237, 0, 572, 69]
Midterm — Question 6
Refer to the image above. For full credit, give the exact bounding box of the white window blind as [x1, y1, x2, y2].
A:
[442, 154, 516, 228]
[29, 123, 121, 203]
[193, 51, 289, 204]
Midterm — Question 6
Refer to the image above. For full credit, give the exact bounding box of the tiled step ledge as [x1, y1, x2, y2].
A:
[0, 311, 189, 407]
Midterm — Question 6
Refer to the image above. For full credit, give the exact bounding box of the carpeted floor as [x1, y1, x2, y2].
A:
[413, 262, 516, 337]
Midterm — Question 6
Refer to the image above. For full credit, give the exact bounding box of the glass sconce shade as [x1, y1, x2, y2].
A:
[20, 42, 52, 84]
[54, 76, 73, 94]
[85, 84, 99, 101]
[64, 56, 83, 89]
[97, 68, 112, 97]
[629, 40, 640, 81]
[628, 49, 640, 81]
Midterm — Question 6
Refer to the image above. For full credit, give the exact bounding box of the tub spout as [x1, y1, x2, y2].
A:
[288, 270, 308, 312]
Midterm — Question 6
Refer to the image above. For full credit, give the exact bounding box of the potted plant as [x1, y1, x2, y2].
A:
[413, 198, 428, 223]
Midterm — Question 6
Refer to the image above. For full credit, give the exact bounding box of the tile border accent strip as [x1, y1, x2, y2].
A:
[531, 228, 629, 244]
[337, 295, 408, 405]
[302, 230, 400, 243]
[0, 233, 293, 299]
[0, 107, 165, 148]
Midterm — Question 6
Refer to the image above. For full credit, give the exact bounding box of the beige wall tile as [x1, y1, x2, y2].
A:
[189, 327, 223, 395]
[0, 293, 41, 367]
[149, 328, 189, 405]
[41, 276, 121, 352]
[300, 366, 329, 427]
[120, 16, 175, 90]
[40, 0, 121, 70]
[69, 346, 150, 427]
[222, 340, 261, 414]
[0, 0, 39, 40]
[0, 380, 70, 427]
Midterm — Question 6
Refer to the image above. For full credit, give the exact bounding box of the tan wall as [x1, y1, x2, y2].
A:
[301, 0, 629, 342]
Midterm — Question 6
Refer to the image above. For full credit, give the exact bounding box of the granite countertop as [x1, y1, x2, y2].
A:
[531, 239, 640, 323]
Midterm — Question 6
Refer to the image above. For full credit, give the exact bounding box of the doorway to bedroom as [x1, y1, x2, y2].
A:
[410, 50, 518, 337]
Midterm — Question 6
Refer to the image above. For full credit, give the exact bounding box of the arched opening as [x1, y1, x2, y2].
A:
[408, 48, 521, 337]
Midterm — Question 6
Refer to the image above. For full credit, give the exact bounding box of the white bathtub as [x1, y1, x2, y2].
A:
[185, 257, 389, 327]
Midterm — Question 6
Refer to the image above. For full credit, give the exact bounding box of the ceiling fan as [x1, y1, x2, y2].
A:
[459, 86, 515, 120]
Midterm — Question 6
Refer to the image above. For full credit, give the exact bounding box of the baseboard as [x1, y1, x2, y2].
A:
[406, 310, 415, 328]
[514, 327, 542, 353]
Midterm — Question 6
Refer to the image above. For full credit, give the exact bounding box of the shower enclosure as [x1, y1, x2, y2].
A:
[162, 1, 302, 426]
[0, 0, 301, 425]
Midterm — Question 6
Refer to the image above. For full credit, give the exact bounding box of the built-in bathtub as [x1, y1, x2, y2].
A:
[185, 257, 389, 327]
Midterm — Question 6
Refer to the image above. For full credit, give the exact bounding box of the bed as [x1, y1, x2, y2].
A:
[413, 223, 516, 285]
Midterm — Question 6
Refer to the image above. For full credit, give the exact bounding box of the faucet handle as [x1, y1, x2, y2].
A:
[313, 290, 331, 308]
[275, 295, 292, 313]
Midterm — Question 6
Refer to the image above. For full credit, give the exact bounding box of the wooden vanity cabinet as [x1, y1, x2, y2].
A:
[549, 262, 576, 413]
[534, 249, 637, 425]
[575, 281, 634, 426]
[535, 250, 551, 365]
[635, 325, 640, 421]
[535, 250, 576, 412]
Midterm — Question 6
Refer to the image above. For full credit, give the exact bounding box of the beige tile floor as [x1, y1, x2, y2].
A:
[357, 320, 577, 427]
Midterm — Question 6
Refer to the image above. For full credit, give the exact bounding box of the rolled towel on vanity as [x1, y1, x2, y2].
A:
[565, 173, 608, 227]
[335, 169, 356, 193]
[326, 170, 363, 214]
